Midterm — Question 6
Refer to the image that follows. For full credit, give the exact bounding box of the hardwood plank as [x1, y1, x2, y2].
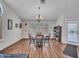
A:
[0, 39, 78, 58]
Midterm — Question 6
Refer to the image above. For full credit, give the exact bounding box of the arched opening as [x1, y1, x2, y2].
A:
[0, 3, 3, 15]
[0, 3, 3, 40]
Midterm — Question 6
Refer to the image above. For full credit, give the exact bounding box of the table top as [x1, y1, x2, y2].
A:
[35, 34, 44, 40]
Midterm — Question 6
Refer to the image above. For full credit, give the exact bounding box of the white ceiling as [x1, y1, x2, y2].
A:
[4, 0, 79, 21]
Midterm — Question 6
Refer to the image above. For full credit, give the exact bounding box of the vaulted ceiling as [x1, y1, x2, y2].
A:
[4, 0, 79, 21]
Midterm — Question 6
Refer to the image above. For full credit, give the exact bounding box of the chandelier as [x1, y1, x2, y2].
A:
[35, 0, 45, 22]
[36, 14, 43, 22]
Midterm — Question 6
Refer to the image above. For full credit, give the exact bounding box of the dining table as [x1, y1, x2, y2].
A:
[35, 34, 44, 47]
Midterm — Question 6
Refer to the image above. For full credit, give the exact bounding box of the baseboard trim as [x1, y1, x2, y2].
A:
[0, 38, 23, 52]
[21, 38, 29, 40]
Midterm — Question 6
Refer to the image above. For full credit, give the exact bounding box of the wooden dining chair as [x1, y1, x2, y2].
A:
[44, 34, 50, 47]
[29, 34, 35, 44]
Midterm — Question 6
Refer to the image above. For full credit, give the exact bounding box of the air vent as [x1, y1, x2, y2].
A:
[40, 0, 45, 4]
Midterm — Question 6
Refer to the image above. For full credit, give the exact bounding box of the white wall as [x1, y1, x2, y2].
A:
[0, 0, 22, 50]
[56, 7, 79, 46]
[22, 20, 56, 38]
[56, 14, 67, 44]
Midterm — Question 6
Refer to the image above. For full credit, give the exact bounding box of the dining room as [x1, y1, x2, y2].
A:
[0, 0, 79, 58]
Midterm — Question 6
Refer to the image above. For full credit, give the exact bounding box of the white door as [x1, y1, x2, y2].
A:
[67, 21, 78, 43]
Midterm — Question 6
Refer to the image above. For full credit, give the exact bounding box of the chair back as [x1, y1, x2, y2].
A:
[45, 34, 50, 40]
[29, 34, 33, 40]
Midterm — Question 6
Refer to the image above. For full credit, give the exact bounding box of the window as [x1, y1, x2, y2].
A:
[67, 21, 77, 42]
[30, 23, 48, 35]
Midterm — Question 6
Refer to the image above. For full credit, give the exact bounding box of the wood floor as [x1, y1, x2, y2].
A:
[0, 39, 78, 58]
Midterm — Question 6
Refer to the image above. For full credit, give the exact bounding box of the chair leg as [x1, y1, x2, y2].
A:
[48, 40, 50, 48]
